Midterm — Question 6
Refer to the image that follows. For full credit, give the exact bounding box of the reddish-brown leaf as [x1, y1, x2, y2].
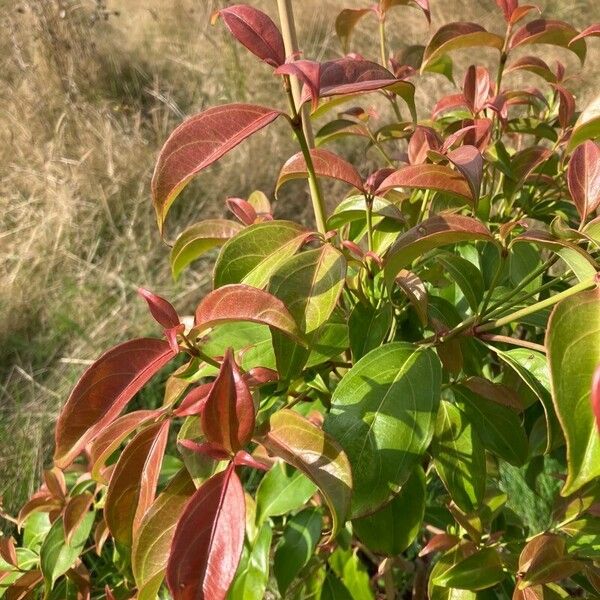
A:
[63, 493, 94, 545]
[395, 269, 428, 326]
[365, 168, 396, 194]
[554, 84, 576, 129]
[216, 5, 285, 67]
[380, 0, 430, 23]
[570, 23, 600, 44]
[17, 493, 62, 528]
[152, 104, 283, 233]
[138, 288, 180, 329]
[105, 420, 170, 547]
[6, 570, 43, 600]
[275, 60, 321, 110]
[510, 19, 587, 62]
[505, 56, 556, 82]
[495, 0, 518, 21]
[43, 467, 67, 500]
[276, 148, 364, 194]
[376, 164, 473, 203]
[463, 65, 490, 114]
[418, 533, 460, 557]
[54, 339, 175, 468]
[431, 93, 468, 119]
[567, 141, 600, 222]
[88, 410, 160, 482]
[447, 145, 484, 201]
[166, 466, 245, 600]
[463, 377, 523, 411]
[592, 364, 600, 433]
[194, 284, 303, 343]
[408, 126, 442, 165]
[0, 536, 17, 567]
[201, 349, 255, 454]
[174, 383, 213, 417]
[226, 197, 257, 225]
[510, 5, 541, 25]
[510, 146, 552, 186]
[334, 8, 374, 52]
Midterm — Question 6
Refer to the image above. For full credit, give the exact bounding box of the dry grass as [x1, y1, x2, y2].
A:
[0, 0, 598, 511]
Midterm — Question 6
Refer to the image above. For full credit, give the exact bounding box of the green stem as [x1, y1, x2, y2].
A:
[365, 194, 374, 252]
[479, 251, 506, 315]
[476, 276, 597, 332]
[378, 17, 387, 67]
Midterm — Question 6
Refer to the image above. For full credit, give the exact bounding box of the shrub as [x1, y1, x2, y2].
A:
[2, 1, 600, 598]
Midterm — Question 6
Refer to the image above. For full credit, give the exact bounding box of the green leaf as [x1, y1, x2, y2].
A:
[228, 523, 273, 600]
[255, 462, 317, 525]
[454, 386, 528, 466]
[432, 401, 486, 512]
[353, 465, 425, 555]
[546, 286, 600, 496]
[329, 548, 374, 600]
[170, 219, 242, 279]
[436, 253, 484, 312]
[348, 302, 392, 361]
[384, 214, 494, 284]
[327, 195, 403, 230]
[320, 572, 354, 600]
[324, 342, 441, 517]
[259, 409, 353, 538]
[432, 547, 505, 590]
[214, 221, 308, 288]
[274, 508, 322, 595]
[40, 511, 95, 590]
[567, 93, 600, 152]
[132, 469, 196, 600]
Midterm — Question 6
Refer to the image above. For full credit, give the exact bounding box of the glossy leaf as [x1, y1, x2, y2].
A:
[274, 508, 322, 595]
[432, 400, 486, 512]
[62, 493, 93, 546]
[496, 0, 518, 21]
[463, 65, 490, 114]
[216, 5, 285, 67]
[201, 348, 255, 454]
[505, 56, 557, 82]
[138, 288, 179, 329]
[151, 104, 283, 233]
[454, 385, 528, 466]
[436, 253, 485, 312]
[132, 469, 196, 600]
[348, 302, 392, 361]
[571, 23, 600, 44]
[568, 93, 600, 152]
[353, 465, 425, 555]
[447, 145, 484, 201]
[170, 219, 242, 280]
[431, 547, 504, 590]
[105, 420, 170, 547]
[54, 338, 175, 468]
[276, 149, 364, 194]
[546, 285, 600, 495]
[567, 141, 600, 222]
[194, 284, 303, 343]
[214, 220, 308, 288]
[255, 461, 317, 524]
[510, 20, 587, 63]
[384, 214, 493, 283]
[259, 409, 352, 537]
[324, 343, 441, 517]
[377, 164, 473, 203]
[422, 23, 503, 72]
[166, 466, 245, 600]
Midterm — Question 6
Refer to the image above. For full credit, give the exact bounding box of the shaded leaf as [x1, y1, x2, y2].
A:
[348, 302, 392, 361]
[447, 145, 483, 202]
[54, 338, 175, 468]
[335, 8, 374, 53]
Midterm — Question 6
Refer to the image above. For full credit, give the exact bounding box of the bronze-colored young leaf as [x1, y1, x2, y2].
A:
[132, 469, 196, 600]
[258, 409, 352, 539]
[275, 149, 364, 194]
[151, 104, 283, 233]
[546, 285, 600, 496]
[105, 420, 170, 547]
[62, 493, 94, 546]
[170, 219, 243, 280]
[166, 466, 245, 600]
[194, 284, 303, 343]
[216, 5, 285, 67]
[383, 214, 493, 283]
[567, 141, 600, 223]
[421, 23, 503, 72]
[54, 338, 175, 469]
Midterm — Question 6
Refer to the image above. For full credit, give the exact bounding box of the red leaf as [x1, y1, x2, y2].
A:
[166, 466, 245, 600]
[105, 420, 170, 546]
[446, 145, 484, 201]
[194, 284, 303, 343]
[567, 141, 600, 222]
[5, 570, 43, 600]
[0, 536, 17, 567]
[63, 493, 94, 545]
[138, 288, 180, 329]
[179, 440, 231, 462]
[43, 467, 67, 500]
[365, 168, 396, 194]
[276, 149, 364, 194]
[216, 5, 285, 67]
[376, 164, 473, 203]
[245, 367, 279, 387]
[233, 450, 270, 471]
[174, 383, 213, 417]
[461, 118, 494, 151]
[226, 197, 257, 225]
[510, 5, 541, 25]
[88, 409, 160, 481]
[505, 56, 556, 83]
[418, 533, 460, 557]
[495, 0, 518, 21]
[510, 19, 587, 63]
[152, 104, 283, 233]
[432, 93, 468, 119]
[54, 339, 174, 469]
[463, 65, 490, 114]
[408, 126, 442, 165]
[593, 364, 600, 434]
[570, 23, 600, 45]
[554, 84, 576, 129]
[334, 8, 375, 52]
[201, 348, 255, 454]
[275, 60, 321, 110]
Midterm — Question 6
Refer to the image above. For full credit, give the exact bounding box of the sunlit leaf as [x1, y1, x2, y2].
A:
[431, 547, 504, 590]
[567, 93, 600, 152]
[334, 8, 374, 53]
[567, 141, 600, 222]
